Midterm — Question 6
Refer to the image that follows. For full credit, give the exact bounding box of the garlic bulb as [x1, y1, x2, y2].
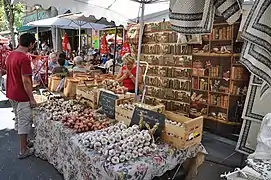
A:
[78, 122, 158, 164]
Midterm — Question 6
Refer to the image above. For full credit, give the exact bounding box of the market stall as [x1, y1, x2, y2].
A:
[33, 112, 205, 180]
[32, 74, 206, 180]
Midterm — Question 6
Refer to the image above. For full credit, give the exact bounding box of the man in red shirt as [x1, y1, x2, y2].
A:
[6, 33, 37, 159]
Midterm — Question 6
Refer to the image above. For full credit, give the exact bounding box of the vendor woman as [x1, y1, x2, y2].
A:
[116, 54, 142, 93]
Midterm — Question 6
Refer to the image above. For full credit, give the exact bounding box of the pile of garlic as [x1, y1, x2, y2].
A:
[78, 122, 158, 164]
[165, 119, 183, 127]
[118, 102, 135, 110]
[38, 98, 85, 121]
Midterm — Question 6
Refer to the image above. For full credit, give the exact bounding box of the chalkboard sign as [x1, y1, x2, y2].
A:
[130, 107, 165, 139]
[98, 91, 118, 119]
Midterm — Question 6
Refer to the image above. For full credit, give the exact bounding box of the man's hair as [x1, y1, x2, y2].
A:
[59, 52, 66, 59]
[74, 56, 83, 65]
[19, 33, 36, 47]
[58, 58, 66, 66]
[108, 54, 114, 59]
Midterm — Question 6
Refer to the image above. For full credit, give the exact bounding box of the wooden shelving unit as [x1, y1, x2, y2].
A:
[135, 20, 249, 137]
[190, 20, 249, 126]
[140, 22, 192, 115]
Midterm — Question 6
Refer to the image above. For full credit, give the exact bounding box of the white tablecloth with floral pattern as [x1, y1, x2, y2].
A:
[33, 110, 206, 180]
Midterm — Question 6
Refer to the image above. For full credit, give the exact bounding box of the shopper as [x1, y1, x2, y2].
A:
[6, 33, 36, 159]
[72, 56, 88, 73]
[48, 52, 58, 71]
[116, 54, 142, 93]
[52, 58, 69, 77]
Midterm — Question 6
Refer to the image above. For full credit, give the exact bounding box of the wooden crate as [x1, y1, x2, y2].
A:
[115, 97, 135, 125]
[161, 111, 203, 149]
[76, 86, 98, 109]
[98, 89, 135, 99]
[78, 98, 98, 109]
[115, 98, 166, 126]
[34, 95, 48, 105]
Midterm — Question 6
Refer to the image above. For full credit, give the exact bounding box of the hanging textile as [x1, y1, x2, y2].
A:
[62, 33, 71, 53]
[120, 41, 131, 57]
[239, 0, 271, 98]
[100, 35, 109, 55]
[169, 0, 242, 34]
[126, 24, 142, 44]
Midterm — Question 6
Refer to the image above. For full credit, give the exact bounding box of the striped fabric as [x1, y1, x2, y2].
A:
[169, 0, 242, 34]
[239, 0, 271, 98]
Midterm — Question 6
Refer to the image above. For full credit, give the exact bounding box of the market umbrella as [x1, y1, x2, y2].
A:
[100, 34, 109, 55]
[27, 14, 112, 52]
[27, 15, 109, 29]
[120, 41, 131, 57]
[77, 0, 168, 99]
[58, 13, 115, 52]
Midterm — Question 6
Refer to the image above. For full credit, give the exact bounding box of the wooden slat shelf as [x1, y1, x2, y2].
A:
[141, 53, 191, 56]
[192, 52, 240, 57]
[147, 74, 191, 81]
[142, 64, 192, 69]
[145, 95, 190, 105]
[146, 84, 191, 94]
[190, 113, 241, 125]
[192, 75, 247, 82]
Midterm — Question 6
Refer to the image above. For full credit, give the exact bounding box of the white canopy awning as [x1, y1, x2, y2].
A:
[26, 15, 110, 30]
[12, 0, 169, 26]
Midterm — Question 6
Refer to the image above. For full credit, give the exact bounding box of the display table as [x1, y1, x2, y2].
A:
[33, 110, 206, 180]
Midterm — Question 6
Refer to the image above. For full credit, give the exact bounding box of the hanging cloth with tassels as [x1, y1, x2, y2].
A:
[169, 0, 242, 34]
[239, 0, 271, 98]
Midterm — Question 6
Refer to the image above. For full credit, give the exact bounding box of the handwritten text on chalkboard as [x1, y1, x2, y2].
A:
[98, 91, 118, 119]
[130, 107, 165, 138]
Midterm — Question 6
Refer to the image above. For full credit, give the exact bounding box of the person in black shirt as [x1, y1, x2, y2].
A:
[52, 58, 69, 77]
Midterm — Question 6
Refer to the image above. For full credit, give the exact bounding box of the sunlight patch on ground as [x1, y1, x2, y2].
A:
[0, 108, 14, 131]
[0, 91, 7, 101]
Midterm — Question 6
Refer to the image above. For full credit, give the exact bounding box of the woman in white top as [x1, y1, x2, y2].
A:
[72, 56, 88, 73]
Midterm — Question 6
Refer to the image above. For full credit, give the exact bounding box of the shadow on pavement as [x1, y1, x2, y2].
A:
[0, 128, 63, 180]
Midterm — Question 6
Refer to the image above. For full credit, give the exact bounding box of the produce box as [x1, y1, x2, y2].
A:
[115, 97, 165, 125]
[115, 97, 135, 125]
[76, 85, 99, 109]
[98, 89, 135, 99]
[161, 111, 203, 149]
[34, 94, 48, 105]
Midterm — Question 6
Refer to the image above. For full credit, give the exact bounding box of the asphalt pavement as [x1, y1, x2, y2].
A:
[0, 93, 243, 180]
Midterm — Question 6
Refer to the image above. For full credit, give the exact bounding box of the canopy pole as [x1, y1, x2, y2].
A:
[37, 27, 39, 50]
[113, 26, 118, 75]
[79, 26, 81, 54]
[56, 26, 58, 52]
[135, 1, 145, 101]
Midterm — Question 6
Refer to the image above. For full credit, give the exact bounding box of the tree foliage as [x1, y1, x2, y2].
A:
[0, 0, 24, 47]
